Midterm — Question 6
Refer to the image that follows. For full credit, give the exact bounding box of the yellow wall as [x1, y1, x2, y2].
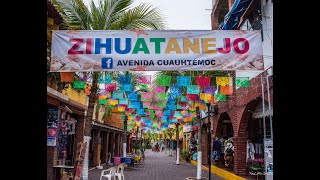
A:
[62, 86, 87, 105]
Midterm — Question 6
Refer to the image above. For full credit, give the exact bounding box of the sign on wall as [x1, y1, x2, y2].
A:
[51, 30, 263, 72]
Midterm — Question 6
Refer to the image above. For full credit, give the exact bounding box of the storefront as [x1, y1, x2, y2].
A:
[47, 87, 87, 180]
[246, 101, 273, 176]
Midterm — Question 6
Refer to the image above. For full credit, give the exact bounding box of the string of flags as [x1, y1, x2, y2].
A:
[59, 72, 251, 133]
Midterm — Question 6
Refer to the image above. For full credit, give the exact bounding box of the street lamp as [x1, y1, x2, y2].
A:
[206, 103, 216, 180]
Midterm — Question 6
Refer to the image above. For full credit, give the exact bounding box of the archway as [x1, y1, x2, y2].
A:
[216, 112, 234, 139]
[235, 98, 273, 176]
[213, 112, 234, 170]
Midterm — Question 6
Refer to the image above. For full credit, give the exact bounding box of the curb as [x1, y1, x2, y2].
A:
[190, 160, 247, 180]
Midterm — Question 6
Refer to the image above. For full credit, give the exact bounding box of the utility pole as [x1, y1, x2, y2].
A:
[206, 103, 212, 180]
[196, 107, 202, 179]
[123, 115, 127, 157]
[176, 123, 180, 165]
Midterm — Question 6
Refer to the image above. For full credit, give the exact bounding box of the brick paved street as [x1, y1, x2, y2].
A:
[89, 149, 224, 180]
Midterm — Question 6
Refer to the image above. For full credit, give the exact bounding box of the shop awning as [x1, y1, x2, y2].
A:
[252, 102, 273, 118]
[219, 0, 253, 30]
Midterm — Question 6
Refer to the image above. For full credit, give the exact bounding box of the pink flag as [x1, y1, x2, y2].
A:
[186, 94, 198, 101]
[196, 76, 211, 87]
[143, 102, 151, 108]
[141, 92, 153, 99]
[106, 83, 117, 92]
[156, 111, 164, 117]
[154, 86, 166, 93]
[137, 75, 151, 84]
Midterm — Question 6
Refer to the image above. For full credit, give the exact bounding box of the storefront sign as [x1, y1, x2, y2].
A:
[264, 138, 273, 180]
[47, 127, 57, 137]
[51, 30, 263, 72]
[183, 124, 192, 132]
[47, 137, 57, 146]
[47, 108, 58, 128]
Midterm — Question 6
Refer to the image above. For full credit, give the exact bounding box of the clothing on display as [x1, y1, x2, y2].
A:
[254, 143, 263, 154]
[246, 140, 255, 161]
[212, 138, 222, 161]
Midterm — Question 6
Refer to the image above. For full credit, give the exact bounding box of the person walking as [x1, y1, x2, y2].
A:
[155, 142, 160, 153]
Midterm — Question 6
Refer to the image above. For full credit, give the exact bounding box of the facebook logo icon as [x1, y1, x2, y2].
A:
[102, 58, 113, 69]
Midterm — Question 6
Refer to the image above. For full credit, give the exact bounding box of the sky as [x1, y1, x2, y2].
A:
[83, 0, 212, 30]
[83, 0, 212, 76]
[82, 0, 272, 78]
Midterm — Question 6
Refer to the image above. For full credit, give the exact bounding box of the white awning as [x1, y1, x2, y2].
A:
[252, 102, 273, 118]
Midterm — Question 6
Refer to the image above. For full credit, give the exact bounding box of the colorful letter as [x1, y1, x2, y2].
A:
[68, 38, 84, 54]
[115, 38, 131, 54]
[165, 38, 182, 54]
[233, 38, 249, 54]
[132, 38, 150, 54]
[150, 38, 165, 54]
[86, 38, 92, 54]
[202, 38, 216, 54]
[95, 38, 112, 54]
[217, 38, 231, 54]
[183, 38, 200, 54]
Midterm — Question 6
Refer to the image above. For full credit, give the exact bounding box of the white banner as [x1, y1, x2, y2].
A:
[51, 30, 263, 72]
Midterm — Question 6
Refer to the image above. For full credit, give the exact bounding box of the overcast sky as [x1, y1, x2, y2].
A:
[81, 0, 268, 78]
[83, 0, 212, 30]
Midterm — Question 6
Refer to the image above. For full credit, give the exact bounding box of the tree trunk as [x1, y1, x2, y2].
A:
[82, 72, 99, 180]
[196, 107, 202, 179]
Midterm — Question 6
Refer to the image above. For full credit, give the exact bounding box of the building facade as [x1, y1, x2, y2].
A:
[200, 0, 274, 176]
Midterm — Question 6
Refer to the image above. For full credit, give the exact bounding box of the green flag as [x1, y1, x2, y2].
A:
[235, 77, 250, 87]
[215, 93, 226, 101]
[156, 75, 171, 86]
[73, 81, 85, 89]
[156, 93, 167, 100]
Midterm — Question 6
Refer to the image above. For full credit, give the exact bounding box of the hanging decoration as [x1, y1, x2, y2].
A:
[143, 102, 151, 108]
[73, 81, 85, 89]
[141, 92, 153, 102]
[60, 72, 75, 82]
[156, 75, 171, 86]
[128, 92, 138, 101]
[196, 76, 211, 87]
[220, 86, 233, 95]
[122, 84, 133, 92]
[169, 85, 182, 98]
[155, 93, 167, 101]
[166, 103, 177, 111]
[137, 75, 151, 84]
[235, 77, 250, 87]
[154, 86, 166, 93]
[177, 76, 191, 86]
[215, 93, 227, 101]
[186, 94, 198, 101]
[216, 77, 231, 86]
[108, 99, 118, 106]
[118, 74, 132, 84]
[204, 86, 217, 94]
[119, 98, 129, 105]
[105, 83, 117, 92]
[112, 91, 124, 99]
[85, 85, 91, 95]
[99, 99, 107, 105]
[187, 85, 200, 94]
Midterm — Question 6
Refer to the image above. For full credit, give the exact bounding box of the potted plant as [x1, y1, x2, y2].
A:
[181, 150, 190, 162]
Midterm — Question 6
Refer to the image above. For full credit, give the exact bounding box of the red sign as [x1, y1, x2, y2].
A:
[47, 128, 57, 137]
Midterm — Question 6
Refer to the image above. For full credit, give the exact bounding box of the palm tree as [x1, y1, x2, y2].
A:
[54, 0, 166, 178]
